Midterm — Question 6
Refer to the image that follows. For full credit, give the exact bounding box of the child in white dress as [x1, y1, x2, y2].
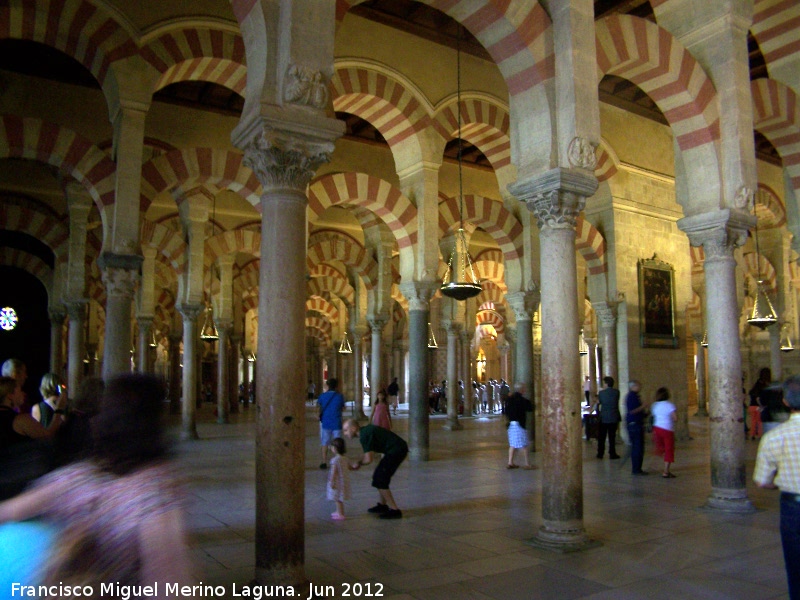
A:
[327, 437, 350, 520]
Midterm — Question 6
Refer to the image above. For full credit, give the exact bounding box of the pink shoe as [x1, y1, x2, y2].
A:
[331, 513, 346, 521]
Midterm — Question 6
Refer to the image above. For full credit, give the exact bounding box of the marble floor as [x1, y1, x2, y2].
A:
[173, 405, 790, 600]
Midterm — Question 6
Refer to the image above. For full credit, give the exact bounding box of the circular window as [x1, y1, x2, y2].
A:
[0, 307, 18, 331]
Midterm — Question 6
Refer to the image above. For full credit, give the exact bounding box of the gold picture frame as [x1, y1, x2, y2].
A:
[638, 255, 678, 348]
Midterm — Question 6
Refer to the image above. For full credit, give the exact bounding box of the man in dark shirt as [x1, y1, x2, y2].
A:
[625, 380, 647, 475]
[343, 419, 408, 519]
[387, 377, 399, 415]
[595, 376, 621, 459]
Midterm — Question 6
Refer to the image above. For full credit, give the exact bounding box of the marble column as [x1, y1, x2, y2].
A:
[460, 330, 472, 415]
[769, 324, 783, 381]
[444, 322, 462, 431]
[49, 309, 66, 377]
[241, 347, 252, 407]
[586, 339, 598, 401]
[508, 293, 536, 444]
[178, 304, 202, 440]
[694, 334, 709, 416]
[400, 282, 438, 462]
[368, 318, 386, 408]
[351, 327, 367, 419]
[99, 254, 141, 379]
[216, 322, 232, 424]
[230, 334, 242, 414]
[680, 214, 754, 512]
[594, 302, 618, 384]
[168, 333, 182, 414]
[511, 169, 597, 551]
[137, 317, 153, 374]
[241, 134, 335, 586]
[64, 301, 87, 397]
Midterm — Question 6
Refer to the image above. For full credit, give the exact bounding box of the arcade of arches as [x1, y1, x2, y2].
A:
[1, 0, 800, 587]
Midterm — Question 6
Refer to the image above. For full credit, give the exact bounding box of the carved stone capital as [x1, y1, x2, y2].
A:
[101, 266, 139, 299]
[399, 281, 439, 312]
[63, 300, 88, 323]
[678, 209, 754, 264]
[368, 317, 388, 332]
[507, 291, 539, 321]
[48, 309, 67, 325]
[137, 316, 154, 331]
[443, 321, 463, 335]
[243, 129, 334, 193]
[177, 303, 204, 322]
[509, 168, 598, 231]
[214, 319, 233, 336]
[593, 302, 618, 328]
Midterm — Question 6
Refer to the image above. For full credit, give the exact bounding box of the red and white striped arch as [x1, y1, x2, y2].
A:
[743, 252, 778, 294]
[474, 248, 504, 264]
[0, 0, 137, 90]
[751, 79, 800, 192]
[596, 15, 720, 210]
[0, 247, 53, 296]
[476, 281, 506, 307]
[472, 260, 506, 289]
[438, 194, 523, 264]
[242, 293, 258, 314]
[308, 172, 417, 254]
[391, 283, 408, 316]
[755, 185, 787, 229]
[306, 296, 340, 324]
[332, 66, 433, 165]
[595, 142, 619, 183]
[575, 216, 607, 276]
[140, 220, 188, 274]
[234, 260, 260, 297]
[141, 26, 247, 96]
[310, 263, 347, 281]
[140, 148, 261, 212]
[0, 116, 116, 213]
[476, 308, 505, 336]
[0, 203, 68, 261]
[306, 237, 377, 290]
[305, 315, 332, 336]
[433, 97, 511, 172]
[205, 229, 260, 265]
[305, 326, 331, 347]
[751, 0, 800, 75]
[307, 276, 355, 306]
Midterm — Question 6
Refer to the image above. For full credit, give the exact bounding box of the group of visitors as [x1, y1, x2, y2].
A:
[0, 358, 194, 591]
[472, 378, 510, 414]
[589, 376, 677, 478]
[747, 367, 789, 440]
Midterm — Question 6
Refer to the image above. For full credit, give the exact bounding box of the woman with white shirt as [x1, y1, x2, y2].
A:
[651, 387, 677, 478]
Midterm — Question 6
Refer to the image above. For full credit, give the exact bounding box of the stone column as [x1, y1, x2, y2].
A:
[99, 255, 141, 379]
[64, 301, 87, 397]
[137, 317, 153, 374]
[168, 333, 182, 415]
[508, 292, 537, 445]
[49, 309, 66, 377]
[586, 338, 598, 400]
[351, 327, 367, 419]
[230, 334, 242, 414]
[392, 343, 402, 392]
[511, 169, 597, 551]
[400, 282, 438, 461]
[460, 330, 472, 415]
[241, 131, 335, 587]
[216, 322, 232, 424]
[178, 304, 203, 440]
[594, 302, 618, 384]
[368, 318, 387, 407]
[680, 213, 755, 512]
[444, 322, 462, 431]
[693, 334, 708, 416]
[769, 323, 783, 381]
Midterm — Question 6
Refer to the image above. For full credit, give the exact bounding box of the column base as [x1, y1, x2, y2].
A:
[408, 448, 429, 462]
[695, 407, 709, 417]
[703, 488, 756, 513]
[180, 427, 199, 441]
[443, 420, 463, 431]
[528, 521, 600, 553]
[252, 568, 307, 593]
[217, 417, 230, 424]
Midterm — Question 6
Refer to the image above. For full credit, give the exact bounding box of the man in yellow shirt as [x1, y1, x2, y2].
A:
[754, 374, 800, 600]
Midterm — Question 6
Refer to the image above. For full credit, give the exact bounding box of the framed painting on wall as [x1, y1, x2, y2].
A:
[638, 254, 679, 348]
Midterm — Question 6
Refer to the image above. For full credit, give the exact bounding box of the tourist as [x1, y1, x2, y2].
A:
[31, 373, 62, 427]
[651, 387, 677, 478]
[503, 382, 534, 469]
[318, 378, 345, 469]
[595, 376, 621, 460]
[371, 389, 392, 430]
[387, 377, 399, 415]
[326, 437, 350, 521]
[625, 380, 647, 475]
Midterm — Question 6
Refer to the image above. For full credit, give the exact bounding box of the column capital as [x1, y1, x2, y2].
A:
[368, 317, 388, 332]
[177, 303, 204, 322]
[399, 281, 439, 312]
[507, 290, 539, 321]
[442, 321, 463, 335]
[509, 168, 598, 230]
[215, 320, 234, 335]
[137, 316, 154, 329]
[349, 324, 369, 338]
[241, 126, 335, 193]
[678, 209, 755, 262]
[63, 299, 88, 322]
[593, 300, 620, 327]
[48, 309, 67, 325]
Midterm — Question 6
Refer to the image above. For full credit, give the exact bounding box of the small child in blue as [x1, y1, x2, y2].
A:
[327, 437, 350, 521]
